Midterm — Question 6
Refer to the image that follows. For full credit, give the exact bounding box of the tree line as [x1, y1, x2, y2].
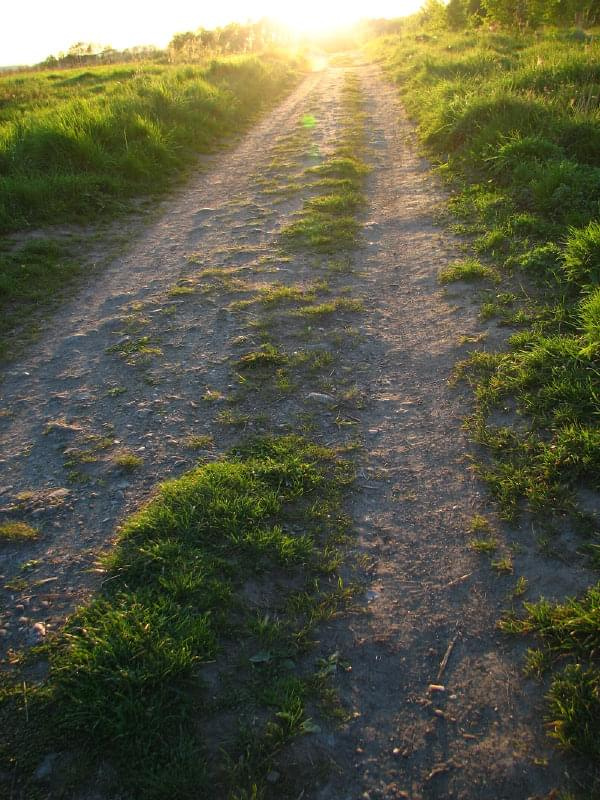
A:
[422, 0, 600, 29]
[168, 19, 292, 61]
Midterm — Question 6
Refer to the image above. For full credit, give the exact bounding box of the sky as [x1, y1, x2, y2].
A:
[1, 0, 424, 66]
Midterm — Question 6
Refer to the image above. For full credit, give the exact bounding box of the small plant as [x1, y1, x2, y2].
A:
[237, 343, 287, 370]
[469, 537, 497, 554]
[202, 388, 224, 403]
[216, 409, 250, 428]
[512, 576, 528, 597]
[469, 514, 491, 534]
[168, 284, 196, 297]
[184, 434, 214, 450]
[0, 521, 38, 542]
[439, 258, 497, 284]
[113, 452, 143, 472]
[491, 556, 513, 574]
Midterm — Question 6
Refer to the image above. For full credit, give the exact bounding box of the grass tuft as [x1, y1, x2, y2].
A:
[0, 521, 38, 542]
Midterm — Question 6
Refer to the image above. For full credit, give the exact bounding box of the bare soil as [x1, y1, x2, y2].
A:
[0, 59, 593, 798]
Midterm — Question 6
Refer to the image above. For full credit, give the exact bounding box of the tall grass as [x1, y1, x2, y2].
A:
[0, 55, 301, 233]
[369, 26, 600, 518]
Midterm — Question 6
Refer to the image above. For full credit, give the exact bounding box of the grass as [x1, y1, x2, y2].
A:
[0, 239, 80, 359]
[0, 435, 354, 799]
[0, 56, 301, 235]
[438, 258, 498, 284]
[501, 584, 600, 759]
[0, 521, 38, 542]
[281, 74, 369, 254]
[113, 452, 144, 472]
[368, 19, 600, 771]
[369, 27, 600, 523]
[184, 434, 214, 450]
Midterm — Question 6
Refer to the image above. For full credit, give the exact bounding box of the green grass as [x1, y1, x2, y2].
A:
[0, 56, 301, 235]
[501, 584, 600, 759]
[0, 435, 354, 798]
[296, 297, 364, 316]
[281, 74, 369, 254]
[113, 452, 144, 471]
[0, 521, 38, 541]
[438, 258, 497, 284]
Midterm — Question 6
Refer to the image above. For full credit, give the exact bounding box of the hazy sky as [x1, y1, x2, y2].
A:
[2, 1, 424, 66]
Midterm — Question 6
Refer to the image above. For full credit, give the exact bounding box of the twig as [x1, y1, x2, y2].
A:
[446, 572, 472, 588]
[437, 634, 459, 682]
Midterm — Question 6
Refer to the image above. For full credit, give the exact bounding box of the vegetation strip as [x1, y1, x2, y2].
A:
[0, 436, 354, 798]
[368, 9, 600, 774]
[280, 72, 369, 253]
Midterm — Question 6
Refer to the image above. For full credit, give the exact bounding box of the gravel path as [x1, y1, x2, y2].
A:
[0, 60, 591, 798]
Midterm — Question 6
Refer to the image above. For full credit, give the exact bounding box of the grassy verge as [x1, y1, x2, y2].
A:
[0, 55, 301, 235]
[0, 54, 302, 360]
[281, 72, 369, 253]
[0, 435, 355, 799]
[367, 22, 600, 775]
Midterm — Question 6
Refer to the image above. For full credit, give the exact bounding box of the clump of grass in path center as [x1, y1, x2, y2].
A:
[281, 73, 369, 254]
[0, 435, 355, 799]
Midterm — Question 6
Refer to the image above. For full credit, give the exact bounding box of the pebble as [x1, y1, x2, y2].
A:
[306, 392, 335, 405]
[32, 622, 46, 641]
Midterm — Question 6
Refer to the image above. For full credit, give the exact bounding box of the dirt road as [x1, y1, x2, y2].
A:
[0, 60, 588, 798]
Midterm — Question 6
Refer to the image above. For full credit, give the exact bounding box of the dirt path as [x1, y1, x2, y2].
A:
[0, 60, 589, 797]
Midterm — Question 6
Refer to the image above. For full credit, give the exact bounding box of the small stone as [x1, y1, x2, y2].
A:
[306, 392, 335, 405]
[47, 488, 70, 502]
[266, 771, 280, 784]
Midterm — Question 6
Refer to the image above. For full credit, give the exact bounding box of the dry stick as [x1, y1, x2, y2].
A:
[437, 633, 459, 683]
[446, 572, 472, 588]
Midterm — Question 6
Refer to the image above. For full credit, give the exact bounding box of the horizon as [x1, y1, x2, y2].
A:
[2, 1, 424, 67]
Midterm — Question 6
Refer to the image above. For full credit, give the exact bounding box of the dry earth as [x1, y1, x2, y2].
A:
[0, 58, 594, 798]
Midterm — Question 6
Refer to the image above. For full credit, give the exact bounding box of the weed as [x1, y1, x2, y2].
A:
[470, 537, 497, 554]
[113, 452, 143, 471]
[202, 388, 223, 403]
[491, 556, 513, 574]
[184, 434, 214, 450]
[469, 514, 491, 534]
